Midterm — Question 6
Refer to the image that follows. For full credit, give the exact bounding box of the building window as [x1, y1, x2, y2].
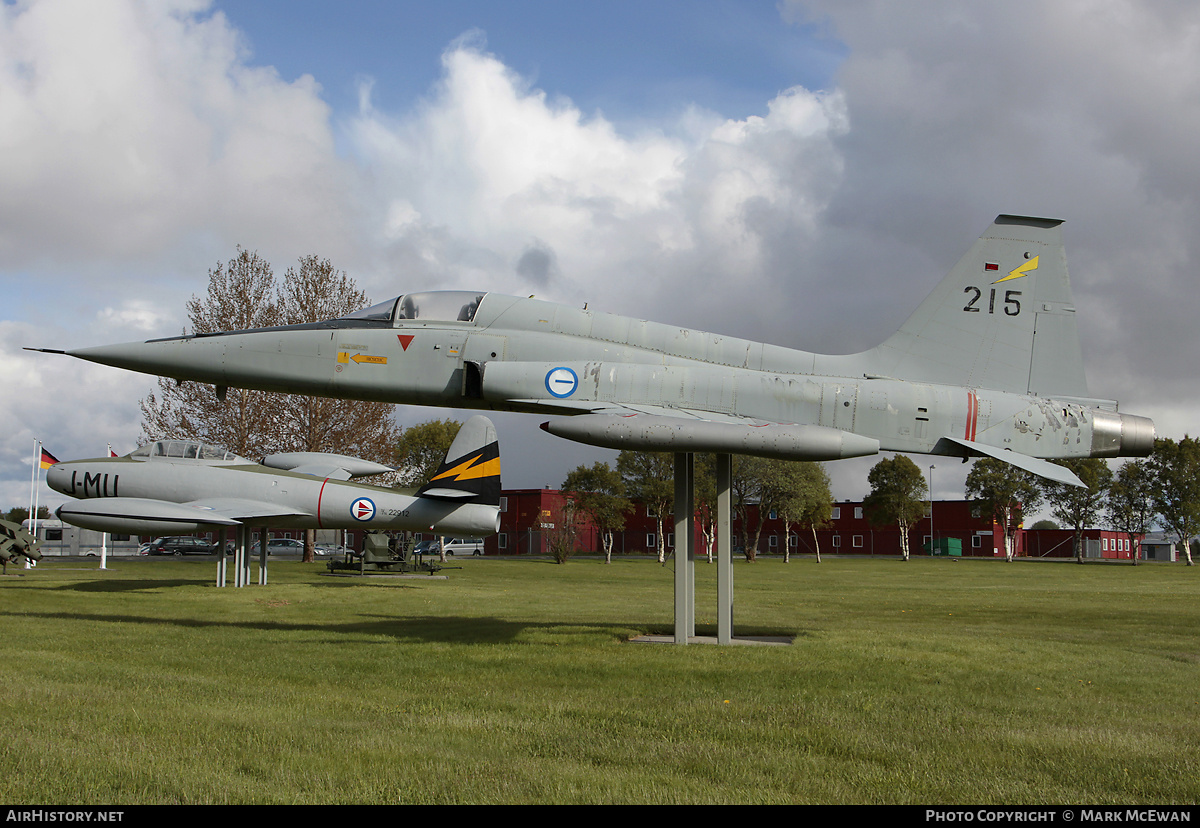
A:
[646, 534, 656, 548]
[853, 535, 863, 548]
[832, 535, 841, 548]
[832, 507, 841, 520]
[768, 509, 777, 520]
[788, 534, 798, 548]
[768, 535, 778, 549]
[854, 507, 863, 520]
[972, 535, 982, 547]
[500, 497, 508, 512]
[498, 533, 507, 549]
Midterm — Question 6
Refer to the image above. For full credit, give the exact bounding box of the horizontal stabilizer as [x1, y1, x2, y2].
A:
[935, 437, 1085, 487]
[541, 413, 881, 461]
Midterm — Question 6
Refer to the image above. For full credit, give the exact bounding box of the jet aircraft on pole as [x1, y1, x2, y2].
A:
[33, 215, 1154, 634]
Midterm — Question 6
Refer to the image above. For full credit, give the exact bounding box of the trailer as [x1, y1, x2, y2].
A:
[22, 519, 142, 557]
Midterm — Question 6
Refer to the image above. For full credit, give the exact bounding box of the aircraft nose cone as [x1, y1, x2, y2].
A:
[45, 463, 69, 494]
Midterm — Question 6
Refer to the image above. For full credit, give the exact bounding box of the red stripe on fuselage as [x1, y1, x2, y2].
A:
[966, 391, 978, 441]
[317, 478, 329, 529]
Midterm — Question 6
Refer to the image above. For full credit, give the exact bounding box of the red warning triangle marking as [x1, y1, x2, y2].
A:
[398, 334, 414, 351]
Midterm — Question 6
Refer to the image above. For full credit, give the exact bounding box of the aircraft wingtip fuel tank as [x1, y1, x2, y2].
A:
[37, 215, 1154, 485]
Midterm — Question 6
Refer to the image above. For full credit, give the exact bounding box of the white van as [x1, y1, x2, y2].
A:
[441, 537, 485, 556]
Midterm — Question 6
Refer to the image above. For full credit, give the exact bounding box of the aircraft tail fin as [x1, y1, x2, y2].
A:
[868, 215, 1088, 398]
[415, 415, 501, 505]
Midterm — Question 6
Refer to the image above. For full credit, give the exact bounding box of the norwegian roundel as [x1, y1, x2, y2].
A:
[351, 497, 376, 522]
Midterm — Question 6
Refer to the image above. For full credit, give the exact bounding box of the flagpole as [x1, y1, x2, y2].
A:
[100, 445, 114, 569]
[28, 440, 38, 569]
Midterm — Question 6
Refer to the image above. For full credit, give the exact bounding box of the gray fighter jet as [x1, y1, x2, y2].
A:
[35, 216, 1154, 484]
[46, 415, 501, 537]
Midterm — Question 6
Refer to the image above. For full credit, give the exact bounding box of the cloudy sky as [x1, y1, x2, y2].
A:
[3, 0, 1197, 516]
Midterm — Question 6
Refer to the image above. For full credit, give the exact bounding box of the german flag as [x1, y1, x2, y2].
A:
[39, 448, 60, 469]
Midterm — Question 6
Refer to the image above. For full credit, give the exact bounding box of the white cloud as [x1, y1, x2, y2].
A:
[350, 38, 849, 339]
[0, 0, 358, 273]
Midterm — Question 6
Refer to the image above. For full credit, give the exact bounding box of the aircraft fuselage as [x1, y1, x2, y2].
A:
[46, 456, 498, 536]
[67, 290, 1153, 466]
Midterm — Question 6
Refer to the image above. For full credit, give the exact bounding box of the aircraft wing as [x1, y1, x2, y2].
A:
[540, 405, 881, 461]
[540, 404, 1085, 486]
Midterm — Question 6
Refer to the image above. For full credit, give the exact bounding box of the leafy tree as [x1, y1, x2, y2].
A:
[140, 249, 401, 562]
[393, 419, 463, 488]
[3, 506, 50, 525]
[965, 458, 1041, 562]
[1146, 436, 1200, 566]
[863, 455, 928, 560]
[562, 461, 631, 563]
[774, 462, 832, 562]
[140, 247, 283, 457]
[691, 454, 720, 562]
[1042, 458, 1113, 564]
[617, 451, 673, 563]
[1108, 459, 1155, 566]
[545, 498, 578, 564]
[1029, 519, 1060, 530]
[730, 456, 791, 561]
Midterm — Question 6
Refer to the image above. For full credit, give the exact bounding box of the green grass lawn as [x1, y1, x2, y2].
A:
[1, 555, 1197, 804]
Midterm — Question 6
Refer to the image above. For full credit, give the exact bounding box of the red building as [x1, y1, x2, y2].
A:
[485, 490, 1141, 561]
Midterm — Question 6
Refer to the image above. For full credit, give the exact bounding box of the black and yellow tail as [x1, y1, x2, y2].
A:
[416, 415, 501, 505]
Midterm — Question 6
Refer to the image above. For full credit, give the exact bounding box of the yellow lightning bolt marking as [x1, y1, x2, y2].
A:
[993, 255, 1038, 284]
[431, 453, 501, 483]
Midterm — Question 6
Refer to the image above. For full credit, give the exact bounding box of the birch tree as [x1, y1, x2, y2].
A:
[1042, 458, 1113, 564]
[863, 455, 928, 560]
[617, 451, 673, 563]
[1108, 459, 1154, 566]
[1146, 436, 1200, 566]
[774, 462, 832, 562]
[964, 458, 1041, 562]
[562, 461, 631, 563]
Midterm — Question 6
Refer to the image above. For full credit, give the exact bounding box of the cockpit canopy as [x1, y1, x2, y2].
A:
[129, 440, 245, 462]
[341, 291, 485, 326]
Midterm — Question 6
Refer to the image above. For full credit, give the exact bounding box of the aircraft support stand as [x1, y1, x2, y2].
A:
[674, 453, 695, 644]
[671, 452, 735, 645]
[258, 526, 268, 585]
[233, 526, 245, 587]
[216, 528, 227, 587]
[717, 453, 733, 644]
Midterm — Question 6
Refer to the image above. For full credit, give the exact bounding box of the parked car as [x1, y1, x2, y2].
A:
[148, 536, 219, 556]
[415, 537, 485, 556]
[249, 538, 306, 556]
